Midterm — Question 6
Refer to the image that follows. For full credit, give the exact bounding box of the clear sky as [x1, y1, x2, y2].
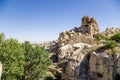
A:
[0, 0, 120, 42]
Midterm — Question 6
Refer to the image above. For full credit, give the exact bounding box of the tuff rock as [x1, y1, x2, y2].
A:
[56, 16, 120, 80]
[58, 16, 100, 47]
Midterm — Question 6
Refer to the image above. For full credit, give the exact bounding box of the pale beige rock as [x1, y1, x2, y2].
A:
[89, 52, 120, 80]
[103, 27, 120, 37]
[61, 49, 89, 80]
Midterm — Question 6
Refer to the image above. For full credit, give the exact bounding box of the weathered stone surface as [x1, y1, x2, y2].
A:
[89, 52, 112, 80]
[89, 52, 120, 80]
[58, 31, 95, 47]
[61, 48, 90, 80]
[58, 42, 92, 80]
[61, 50, 120, 80]
[58, 42, 92, 61]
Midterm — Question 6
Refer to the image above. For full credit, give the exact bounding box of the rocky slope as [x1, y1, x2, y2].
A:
[44, 16, 120, 80]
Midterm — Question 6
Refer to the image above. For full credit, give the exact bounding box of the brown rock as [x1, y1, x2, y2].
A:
[80, 16, 99, 36]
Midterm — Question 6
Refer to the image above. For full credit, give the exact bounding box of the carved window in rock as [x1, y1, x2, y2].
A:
[84, 25, 90, 33]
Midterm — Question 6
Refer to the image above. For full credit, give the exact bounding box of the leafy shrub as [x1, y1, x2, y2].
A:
[111, 33, 120, 42]
[95, 34, 109, 41]
[103, 41, 118, 49]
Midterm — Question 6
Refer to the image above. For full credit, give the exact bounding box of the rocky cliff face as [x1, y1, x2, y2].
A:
[56, 16, 120, 80]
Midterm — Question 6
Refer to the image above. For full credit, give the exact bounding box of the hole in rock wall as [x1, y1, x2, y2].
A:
[115, 73, 120, 80]
[84, 25, 89, 33]
[97, 73, 103, 78]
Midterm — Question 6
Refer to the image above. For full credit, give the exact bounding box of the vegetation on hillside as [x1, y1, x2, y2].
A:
[95, 33, 120, 53]
[111, 33, 120, 43]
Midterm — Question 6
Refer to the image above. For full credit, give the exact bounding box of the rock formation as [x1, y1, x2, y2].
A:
[102, 27, 120, 37]
[56, 16, 120, 80]
[58, 16, 99, 47]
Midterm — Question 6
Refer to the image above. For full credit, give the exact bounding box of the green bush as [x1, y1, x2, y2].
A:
[111, 33, 120, 43]
[95, 34, 109, 41]
[103, 41, 118, 49]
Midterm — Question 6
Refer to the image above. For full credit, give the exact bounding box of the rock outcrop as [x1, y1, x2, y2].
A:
[59, 47, 120, 80]
[89, 52, 120, 80]
[58, 16, 99, 47]
[102, 27, 120, 37]
[56, 16, 120, 80]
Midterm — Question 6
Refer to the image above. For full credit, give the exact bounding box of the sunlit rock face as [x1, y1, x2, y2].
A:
[89, 52, 120, 80]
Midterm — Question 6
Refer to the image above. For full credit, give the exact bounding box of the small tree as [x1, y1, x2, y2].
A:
[22, 41, 34, 80]
[95, 34, 109, 41]
[22, 41, 51, 80]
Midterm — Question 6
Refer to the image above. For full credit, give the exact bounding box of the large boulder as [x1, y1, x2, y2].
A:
[89, 52, 120, 80]
[58, 42, 92, 61]
[58, 43, 92, 80]
[61, 48, 90, 80]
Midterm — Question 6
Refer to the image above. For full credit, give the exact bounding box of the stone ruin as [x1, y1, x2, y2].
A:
[80, 16, 99, 36]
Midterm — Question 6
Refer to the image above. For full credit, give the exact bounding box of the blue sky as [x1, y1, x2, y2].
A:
[0, 0, 120, 42]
